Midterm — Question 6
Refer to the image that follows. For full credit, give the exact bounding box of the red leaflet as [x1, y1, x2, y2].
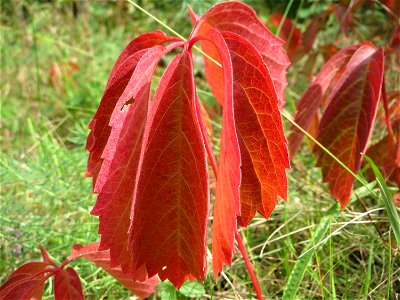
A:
[288, 44, 361, 157]
[69, 243, 158, 298]
[268, 12, 302, 59]
[222, 31, 289, 226]
[388, 25, 400, 53]
[54, 268, 84, 300]
[91, 43, 182, 277]
[201, 29, 241, 276]
[189, 2, 289, 107]
[0, 261, 50, 300]
[86, 31, 178, 185]
[315, 46, 384, 207]
[128, 51, 208, 288]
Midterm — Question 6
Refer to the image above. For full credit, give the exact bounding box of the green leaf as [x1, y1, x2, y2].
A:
[283, 204, 340, 300]
[179, 281, 205, 298]
[364, 156, 400, 245]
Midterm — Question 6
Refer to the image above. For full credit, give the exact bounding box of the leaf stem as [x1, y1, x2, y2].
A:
[381, 75, 395, 148]
[235, 231, 264, 300]
[201, 123, 263, 299]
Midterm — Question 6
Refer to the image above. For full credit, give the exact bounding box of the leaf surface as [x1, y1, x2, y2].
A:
[200, 29, 241, 277]
[268, 12, 302, 59]
[90, 44, 181, 277]
[222, 31, 289, 226]
[0, 261, 51, 300]
[69, 243, 158, 299]
[54, 268, 84, 300]
[189, 1, 289, 107]
[315, 45, 384, 207]
[86, 31, 178, 185]
[128, 50, 208, 288]
[288, 44, 361, 157]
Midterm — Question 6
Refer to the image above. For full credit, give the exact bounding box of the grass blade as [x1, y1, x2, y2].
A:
[282, 204, 340, 300]
[364, 156, 400, 245]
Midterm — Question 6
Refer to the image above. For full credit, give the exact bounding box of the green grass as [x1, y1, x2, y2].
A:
[1, 0, 399, 299]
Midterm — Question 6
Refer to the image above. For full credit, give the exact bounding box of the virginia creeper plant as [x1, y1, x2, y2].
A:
[2, 1, 399, 299]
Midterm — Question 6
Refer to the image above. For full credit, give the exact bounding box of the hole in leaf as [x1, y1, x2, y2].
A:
[162, 266, 167, 271]
[120, 97, 135, 112]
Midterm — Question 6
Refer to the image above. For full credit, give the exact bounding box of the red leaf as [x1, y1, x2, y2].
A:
[0, 277, 46, 300]
[189, 1, 289, 107]
[54, 268, 83, 300]
[302, 5, 335, 51]
[128, 50, 208, 288]
[200, 29, 241, 277]
[90, 43, 181, 277]
[68, 243, 158, 299]
[0, 261, 51, 300]
[288, 44, 362, 157]
[86, 31, 178, 185]
[222, 31, 289, 226]
[268, 12, 302, 59]
[388, 25, 400, 53]
[315, 45, 384, 207]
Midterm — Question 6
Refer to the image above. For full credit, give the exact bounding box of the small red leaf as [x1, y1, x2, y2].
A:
[189, 1, 289, 107]
[68, 243, 158, 299]
[268, 12, 302, 59]
[288, 44, 362, 157]
[388, 25, 400, 53]
[128, 50, 208, 288]
[315, 45, 384, 207]
[0, 277, 46, 300]
[54, 268, 84, 300]
[0, 261, 51, 300]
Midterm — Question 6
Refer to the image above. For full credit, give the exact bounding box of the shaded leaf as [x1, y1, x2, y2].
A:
[268, 12, 302, 59]
[288, 44, 362, 157]
[315, 46, 384, 207]
[0, 261, 51, 300]
[128, 51, 208, 288]
[54, 268, 84, 300]
[69, 243, 158, 299]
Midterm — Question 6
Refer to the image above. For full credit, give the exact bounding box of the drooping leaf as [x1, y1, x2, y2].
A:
[128, 50, 209, 288]
[90, 42, 182, 277]
[86, 31, 178, 185]
[189, 1, 289, 107]
[221, 31, 289, 226]
[288, 44, 363, 157]
[68, 243, 158, 299]
[54, 268, 84, 300]
[201, 29, 241, 277]
[0, 261, 51, 300]
[0, 277, 46, 300]
[365, 134, 398, 181]
[315, 46, 384, 207]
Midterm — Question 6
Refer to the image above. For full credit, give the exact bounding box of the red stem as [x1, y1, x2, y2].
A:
[235, 231, 264, 300]
[200, 126, 263, 299]
[381, 75, 395, 148]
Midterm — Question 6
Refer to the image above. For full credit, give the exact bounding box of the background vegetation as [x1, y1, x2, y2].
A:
[1, 0, 398, 299]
